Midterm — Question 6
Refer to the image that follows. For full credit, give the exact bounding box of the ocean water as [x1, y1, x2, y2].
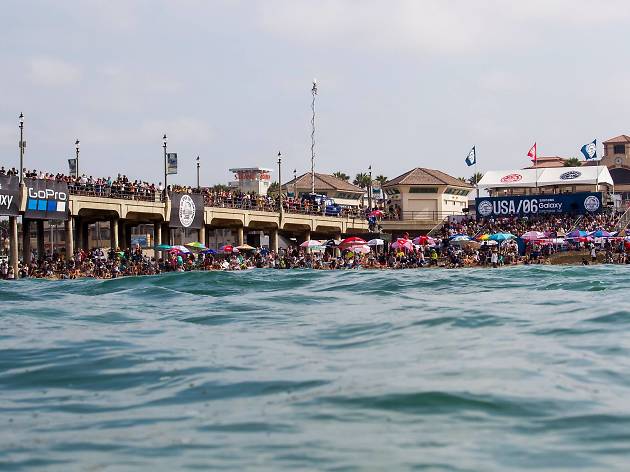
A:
[1, 266, 630, 471]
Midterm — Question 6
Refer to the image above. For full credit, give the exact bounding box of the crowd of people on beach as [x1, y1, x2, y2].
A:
[2, 209, 628, 280]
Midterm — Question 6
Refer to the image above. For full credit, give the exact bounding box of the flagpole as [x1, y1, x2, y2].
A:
[475, 159, 479, 198]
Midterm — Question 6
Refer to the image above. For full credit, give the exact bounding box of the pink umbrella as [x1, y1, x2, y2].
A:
[368, 210, 384, 218]
[412, 235, 435, 246]
[353, 245, 371, 254]
[340, 236, 368, 249]
[521, 231, 546, 241]
[391, 238, 413, 251]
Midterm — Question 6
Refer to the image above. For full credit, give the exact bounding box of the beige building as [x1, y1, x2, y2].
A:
[382, 168, 472, 219]
[282, 172, 365, 206]
[600, 135, 630, 201]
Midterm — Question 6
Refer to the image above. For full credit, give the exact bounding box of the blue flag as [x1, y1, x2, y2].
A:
[580, 139, 597, 160]
[465, 146, 476, 166]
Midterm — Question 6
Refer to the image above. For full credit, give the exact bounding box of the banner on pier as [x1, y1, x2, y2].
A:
[169, 192, 204, 229]
[24, 178, 69, 221]
[475, 192, 602, 217]
[167, 153, 178, 175]
[0, 175, 20, 216]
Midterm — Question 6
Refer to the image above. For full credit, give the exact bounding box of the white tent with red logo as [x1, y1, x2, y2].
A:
[478, 166, 613, 189]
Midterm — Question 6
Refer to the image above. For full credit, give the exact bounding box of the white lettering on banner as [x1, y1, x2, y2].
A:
[28, 187, 67, 201]
[0, 194, 13, 208]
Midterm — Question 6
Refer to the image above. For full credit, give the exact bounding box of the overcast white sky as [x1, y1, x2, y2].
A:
[1, 0, 629, 186]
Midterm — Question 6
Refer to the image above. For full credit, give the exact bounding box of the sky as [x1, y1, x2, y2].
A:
[1, 0, 630, 187]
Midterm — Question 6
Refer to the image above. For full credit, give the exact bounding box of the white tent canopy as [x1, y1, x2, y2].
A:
[478, 166, 613, 189]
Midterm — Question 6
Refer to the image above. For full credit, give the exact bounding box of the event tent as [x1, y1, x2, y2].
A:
[478, 166, 613, 189]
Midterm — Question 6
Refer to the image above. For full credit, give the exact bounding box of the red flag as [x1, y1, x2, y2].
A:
[527, 142, 537, 163]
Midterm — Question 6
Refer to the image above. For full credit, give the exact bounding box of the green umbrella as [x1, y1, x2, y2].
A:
[155, 244, 172, 251]
[185, 241, 206, 250]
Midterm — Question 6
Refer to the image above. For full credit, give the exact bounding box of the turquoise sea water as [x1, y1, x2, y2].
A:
[1, 266, 630, 471]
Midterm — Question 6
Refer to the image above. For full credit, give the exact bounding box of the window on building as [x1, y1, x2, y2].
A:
[614, 144, 625, 154]
[409, 187, 438, 193]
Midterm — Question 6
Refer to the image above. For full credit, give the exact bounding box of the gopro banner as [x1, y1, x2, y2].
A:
[0, 175, 20, 216]
[24, 178, 69, 221]
[169, 192, 204, 229]
[476, 192, 602, 217]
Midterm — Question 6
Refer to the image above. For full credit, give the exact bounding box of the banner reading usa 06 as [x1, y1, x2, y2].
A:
[475, 192, 602, 217]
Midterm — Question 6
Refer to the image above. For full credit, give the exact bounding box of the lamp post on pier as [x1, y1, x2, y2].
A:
[277, 152, 283, 221]
[75, 139, 80, 178]
[162, 134, 168, 198]
[196, 156, 200, 190]
[18, 113, 25, 184]
[368, 165, 373, 210]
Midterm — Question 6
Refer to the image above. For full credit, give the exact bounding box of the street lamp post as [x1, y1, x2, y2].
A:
[196, 156, 200, 190]
[368, 165, 373, 210]
[293, 168, 297, 198]
[18, 113, 24, 184]
[277, 152, 283, 221]
[162, 134, 168, 199]
[75, 139, 80, 178]
[311, 79, 317, 195]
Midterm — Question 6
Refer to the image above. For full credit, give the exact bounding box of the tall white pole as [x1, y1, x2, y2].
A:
[311, 79, 317, 195]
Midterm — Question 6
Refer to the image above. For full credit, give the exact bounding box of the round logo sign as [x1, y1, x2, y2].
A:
[560, 171, 581, 180]
[477, 200, 493, 217]
[179, 194, 196, 228]
[584, 196, 600, 212]
[500, 173, 522, 183]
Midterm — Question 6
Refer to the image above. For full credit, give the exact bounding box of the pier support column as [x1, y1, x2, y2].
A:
[36, 220, 45, 259]
[303, 230, 311, 242]
[9, 216, 18, 276]
[81, 222, 89, 251]
[117, 222, 126, 250]
[154, 222, 162, 259]
[161, 223, 170, 246]
[199, 225, 206, 246]
[236, 226, 244, 246]
[270, 229, 278, 252]
[22, 219, 31, 264]
[110, 218, 119, 250]
[65, 218, 74, 259]
[125, 224, 132, 249]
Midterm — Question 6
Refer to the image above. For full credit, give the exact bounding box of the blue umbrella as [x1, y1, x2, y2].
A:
[448, 234, 469, 240]
[201, 248, 217, 255]
[589, 229, 613, 238]
[489, 233, 516, 242]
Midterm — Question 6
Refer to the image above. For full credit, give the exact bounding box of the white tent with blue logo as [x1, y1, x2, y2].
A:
[536, 166, 613, 187]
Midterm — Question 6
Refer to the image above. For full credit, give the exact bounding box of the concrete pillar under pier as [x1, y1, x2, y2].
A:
[9, 216, 18, 275]
[65, 218, 74, 259]
[117, 222, 126, 250]
[22, 219, 31, 264]
[236, 226, 244, 246]
[161, 223, 170, 246]
[199, 225, 206, 246]
[36, 220, 45, 259]
[110, 219, 119, 250]
[270, 229, 278, 252]
[303, 230, 311, 242]
[81, 222, 89, 251]
[154, 222, 162, 259]
[125, 225, 132, 250]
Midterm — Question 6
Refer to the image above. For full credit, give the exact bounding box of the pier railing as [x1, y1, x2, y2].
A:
[67, 184, 161, 202]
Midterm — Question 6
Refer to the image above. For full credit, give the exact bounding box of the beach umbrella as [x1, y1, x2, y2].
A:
[521, 231, 546, 241]
[450, 235, 471, 243]
[300, 240, 323, 248]
[353, 245, 371, 254]
[220, 244, 235, 253]
[367, 238, 385, 246]
[567, 230, 587, 239]
[323, 239, 341, 247]
[235, 244, 255, 251]
[154, 244, 172, 251]
[185, 241, 206, 250]
[201, 248, 217, 255]
[413, 235, 435, 245]
[475, 233, 490, 241]
[340, 236, 367, 246]
[171, 245, 191, 254]
[448, 233, 469, 240]
[589, 229, 613, 238]
[391, 238, 413, 251]
[489, 233, 516, 242]
[368, 210, 384, 218]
